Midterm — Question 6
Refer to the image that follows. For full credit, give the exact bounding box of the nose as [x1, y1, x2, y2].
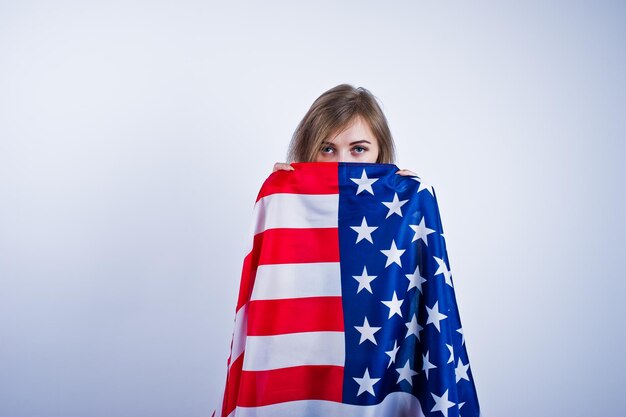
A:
[337, 149, 354, 163]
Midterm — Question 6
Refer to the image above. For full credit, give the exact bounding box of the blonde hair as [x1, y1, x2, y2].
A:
[286, 84, 396, 164]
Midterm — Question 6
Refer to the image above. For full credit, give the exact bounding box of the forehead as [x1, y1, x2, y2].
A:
[327, 116, 377, 143]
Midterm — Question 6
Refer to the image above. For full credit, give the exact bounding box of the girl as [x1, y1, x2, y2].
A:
[214, 84, 481, 417]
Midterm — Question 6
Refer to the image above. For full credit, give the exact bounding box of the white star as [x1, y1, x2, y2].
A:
[350, 216, 378, 244]
[433, 256, 453, 287]
[385, 340, 400, 368]
[405, 314, 423, 340]
[411, 176, 435, 197]
[455, 357, 470, 383]
[409, 216, 436, 245]
[396, 359, 418, 386]
[430, 389, 456, 417]
[353, 368, 380, 396]
[426, 301, 448, 332]
[446, 344, 454, 364]
[382, 193, 408, 218]
[422, 350, 437, 379]
[352, 266, 377, 294]
[350, 169, 378, 195]
[457, 327, 465, 345]
[405, 266, 427, 293]
[380, 240, 405, 268]
[381, 291, 404, 318]
[354, 317, 381, 345]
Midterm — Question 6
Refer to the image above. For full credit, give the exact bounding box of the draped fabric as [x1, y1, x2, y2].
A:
[213, 162, 480, 417]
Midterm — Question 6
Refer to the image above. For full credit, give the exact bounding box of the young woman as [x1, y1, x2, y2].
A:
[272, 84, 417, 175]
[214, 84, 481, 417]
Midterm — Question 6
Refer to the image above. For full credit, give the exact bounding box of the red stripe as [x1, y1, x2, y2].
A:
[257, 228, 340, 265]
[236, 228, 340, 311]
[256, 162, 339, 201]
[223, 353, 244, 417]
[238, 365, 344, 406]
[248, 297, 344, 336]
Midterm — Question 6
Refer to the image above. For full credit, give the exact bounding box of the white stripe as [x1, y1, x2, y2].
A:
[242, 331, 345, 371]
[251, 262, 341, 301]
[232, 391, 426, 417]
[229, 304, 247, 368]
[252, 193, 339, 234]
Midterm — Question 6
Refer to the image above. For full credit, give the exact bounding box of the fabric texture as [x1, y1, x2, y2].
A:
[214, 162, 480, 417]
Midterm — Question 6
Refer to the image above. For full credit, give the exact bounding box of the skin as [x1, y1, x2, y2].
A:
[273, 116, 417, 176]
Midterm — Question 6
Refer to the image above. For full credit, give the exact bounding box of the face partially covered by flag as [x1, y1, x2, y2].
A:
[214, 162, 480, 417]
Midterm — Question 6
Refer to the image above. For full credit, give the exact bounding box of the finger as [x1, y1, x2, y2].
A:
[272, 163, 295, 172]
[396, 169, 417, 177]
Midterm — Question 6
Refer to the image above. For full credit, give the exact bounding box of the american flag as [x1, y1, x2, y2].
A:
[213, 162, 480, 417]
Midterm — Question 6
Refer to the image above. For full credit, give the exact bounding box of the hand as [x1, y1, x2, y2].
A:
[273, 162, 295, 172]
[396, 168, 417, 177]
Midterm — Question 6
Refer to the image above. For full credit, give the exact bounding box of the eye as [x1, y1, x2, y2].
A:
[321, 146, 334, 154]
[353, 146, 368, 153]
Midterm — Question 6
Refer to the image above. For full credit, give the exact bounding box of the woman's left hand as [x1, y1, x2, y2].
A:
[396, 169, 417, 177]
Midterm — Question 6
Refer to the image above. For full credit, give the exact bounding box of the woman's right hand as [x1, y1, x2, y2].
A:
[272, 162, 295, 172]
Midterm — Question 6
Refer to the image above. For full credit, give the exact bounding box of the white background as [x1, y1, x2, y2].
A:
[1, 1, 624, 416]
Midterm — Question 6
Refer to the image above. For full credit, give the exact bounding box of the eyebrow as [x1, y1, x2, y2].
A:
[321, 140, 372, 146]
